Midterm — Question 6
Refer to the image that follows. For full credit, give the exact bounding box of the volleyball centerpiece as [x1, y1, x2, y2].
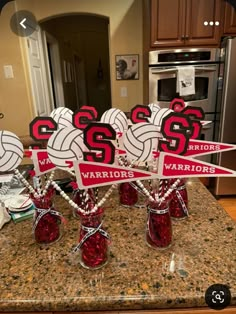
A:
[123, 119, 173, 249]
[2, 101, 236, 267]
[47, 107, 114, 269]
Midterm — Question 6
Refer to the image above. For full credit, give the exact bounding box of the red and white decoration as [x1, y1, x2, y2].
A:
[1, 100, 236, 215]
[25, 149, 56, 176]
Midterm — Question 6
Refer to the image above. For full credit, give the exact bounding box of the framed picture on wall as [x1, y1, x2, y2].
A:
[115, 54, 139, 80]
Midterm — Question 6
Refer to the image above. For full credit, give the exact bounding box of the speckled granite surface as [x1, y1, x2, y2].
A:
[0, 179, 235, 312]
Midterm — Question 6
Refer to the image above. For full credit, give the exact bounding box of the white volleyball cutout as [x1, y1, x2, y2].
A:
[0, 130, 24, 172]
[50, 107, 73, 125]
[149, 108, 174, 128]
[148, 103, 160, 115]
[47, 127, 85, 169]
[123, 123, 160, 161]
[57, 110, 73, 129]
[100, 108, 128, 134]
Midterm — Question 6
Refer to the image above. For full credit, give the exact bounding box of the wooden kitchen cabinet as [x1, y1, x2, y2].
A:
[150, 0, 186, 47]
[150, 0, 221, 47]
[185, 0, 221, 46]
[223, 2, 236, 34]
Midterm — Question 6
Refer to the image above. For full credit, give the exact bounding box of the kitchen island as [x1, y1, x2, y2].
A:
[0, 178, 236, 313]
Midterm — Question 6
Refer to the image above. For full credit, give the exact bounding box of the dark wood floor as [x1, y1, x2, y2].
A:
[218, 197, 236, 221]
[199, 178, 236, 221]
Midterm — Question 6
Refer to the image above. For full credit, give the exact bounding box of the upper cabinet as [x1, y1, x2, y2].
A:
[223, 2, 236, 34]
[150, 0, 186, 47]
[150, 0, 222, 47]
[185, 0, 221, 46]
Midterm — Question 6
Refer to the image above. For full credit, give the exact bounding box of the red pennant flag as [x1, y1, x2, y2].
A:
[24, 150, 32, 158]
[152, 140, 236, 158]
[74, 161, 155, 189]
[158, 152, 236, 178]
[186, 140, 236, 157]
[152, 151, 160, 159]
[200, 120, 212, 126]
[115, 148, 126, 155]
[30, 150, 56, 176]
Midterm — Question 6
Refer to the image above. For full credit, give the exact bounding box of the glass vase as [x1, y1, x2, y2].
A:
[146, 200, 172, 250]
[169, 178, 189, 220]
[78, 206, 109, 270]
[119, 182, 138, 207]
[32, 189, 63, 245]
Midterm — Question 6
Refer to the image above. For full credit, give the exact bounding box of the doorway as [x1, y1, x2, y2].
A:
[45, 32, 65, 108]
[74, 54, 87, 107]
[38, 14, 112, 118]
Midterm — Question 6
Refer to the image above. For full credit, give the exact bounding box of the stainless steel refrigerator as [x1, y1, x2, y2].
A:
[213, 37, 236, 196]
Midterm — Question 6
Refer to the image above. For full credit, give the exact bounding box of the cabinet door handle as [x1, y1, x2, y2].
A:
[185, 35, 189, 40]
[0, 113, 4, 119]
[181, 35, 185, 40]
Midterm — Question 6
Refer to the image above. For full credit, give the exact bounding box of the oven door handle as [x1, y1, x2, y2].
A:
[195, 67, 217, 73]
[150, 66, 217, 74]
[150, 68, 177, 74]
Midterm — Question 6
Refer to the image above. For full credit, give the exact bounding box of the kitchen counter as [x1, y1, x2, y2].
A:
[0, 178, 236, 312]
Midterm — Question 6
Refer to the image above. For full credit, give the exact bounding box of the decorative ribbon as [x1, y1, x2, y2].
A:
[176, 184, 186, 191]
[73, 221, 109, 253]
[128, 181, 147, 197]
[175, 184, 189, 216]
[148, 206, 169, 215]
[33, 207, 64, 232]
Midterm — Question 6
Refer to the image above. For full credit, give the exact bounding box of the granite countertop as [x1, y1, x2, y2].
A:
[0, 178, 236, 312]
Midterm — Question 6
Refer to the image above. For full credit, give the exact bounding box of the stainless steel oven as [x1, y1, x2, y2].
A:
[149, 48, 220, 162]
[149, 48, 220, 113]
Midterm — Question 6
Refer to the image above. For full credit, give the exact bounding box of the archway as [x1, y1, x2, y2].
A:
[39, 14, 112, 118]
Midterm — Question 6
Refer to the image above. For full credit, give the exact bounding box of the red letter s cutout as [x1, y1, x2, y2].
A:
[80, 105, 98, 119]
[29, 117, 57, 141]
[169, 98, 185, 112]
[159, 113, 192, 155]
[73, 109, 96, 130]
[83, 123, 116, 164]
[130, 105, 151, 123]
[181, 106, 204, 139]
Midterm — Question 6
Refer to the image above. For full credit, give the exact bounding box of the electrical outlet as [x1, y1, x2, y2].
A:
[121, 87, 127, 97]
